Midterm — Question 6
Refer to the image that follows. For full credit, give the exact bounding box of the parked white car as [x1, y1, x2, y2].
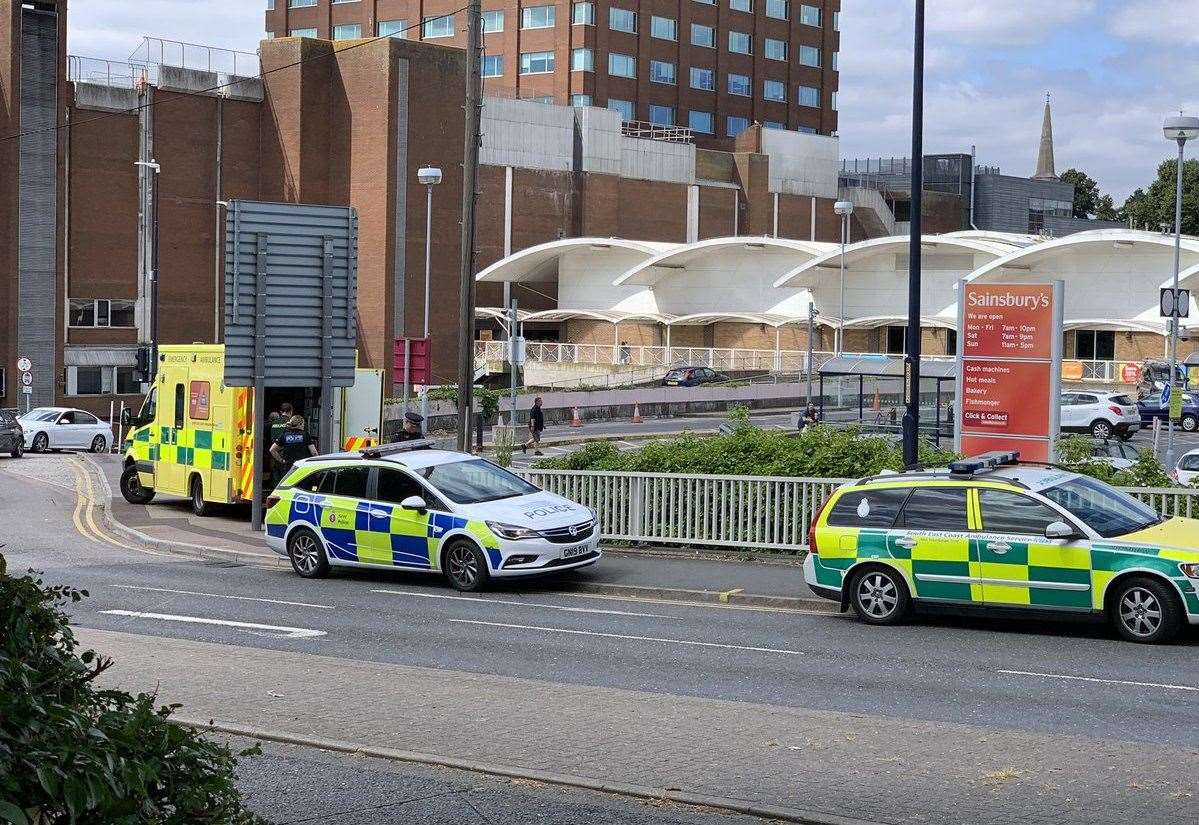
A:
[1173, 449, 1199, 485]
[1059, 392, 1141, 440]
[19, 407, 112, 453]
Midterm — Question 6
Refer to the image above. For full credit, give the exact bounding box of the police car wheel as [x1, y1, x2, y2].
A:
[850, 566, 910, 625]
[1109, 577, 1181, 644]
[287, 528, 330, 579]
[444, 540, 489, 592]
[31, 432, 48, 453]
[119, 465, 155, 505]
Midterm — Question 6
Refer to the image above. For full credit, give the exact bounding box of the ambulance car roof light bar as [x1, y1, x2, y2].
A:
[947, 451, 1021, 476]
[361, 439, 438, 458]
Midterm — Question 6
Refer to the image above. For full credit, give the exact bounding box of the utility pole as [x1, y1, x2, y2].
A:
[806, 301, 816, 404]
[456, 0, 483, 451]
[902, 0, 925, 468]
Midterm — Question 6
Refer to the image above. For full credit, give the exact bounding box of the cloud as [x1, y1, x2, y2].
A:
[1107, 0, 1199, 45]
[68, 1, 262, 59]
[927, 0, 1097, 46]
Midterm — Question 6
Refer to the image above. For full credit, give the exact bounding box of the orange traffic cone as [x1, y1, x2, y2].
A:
[872, 388, 881, 412]
[632, 403, 643, 424]
[570, 406, 583, 428]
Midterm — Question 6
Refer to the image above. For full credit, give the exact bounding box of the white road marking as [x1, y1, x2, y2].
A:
[372, 588, 669, 618]
[450, 619, 805, 655]
[100, 610, 326, 639]
[998, 669, 1198, 693]
[110, 585, 334, 610]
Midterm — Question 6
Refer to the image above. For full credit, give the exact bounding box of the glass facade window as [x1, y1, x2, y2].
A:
[608, 98, 635, 121]
[571, 94, 593, 107]
[730, 0, 751, 11]
[799, 44, 821, 66]
[798, 125, 817, 134]
[332, 23, 361, 39]
[378, 19, 408, 37]
[609, 7, 637, 33]
[69, 299, 135, 328]
[423, 15, 455, 38]
[481, 54, 504, 76]
[800, 4, 821, 25]
[650, 60, 676, 85]
[482, 10, 504, 32]
[798, 85, 820, 107]
[831, 91, 838, 110]
[728, 31, 752, 54]
[763, 120, 785, 129]
[764, 38, 787, 60]
[521, 5, 555, 28]
[727, 116, 749, 137]
[1028, 197, 1073, 232]
[690, 66, 715, 90]
[289, 0, 316, 7]
[572, 2, 594, 24]
[648, 105, 675, 126]
[727, 73, 751, 96]
[767, 0, 788, 19]
[651, 16, 677, 40]
[689, 110, 714, 133]
[691, 23, 715, 47]
[609, 52, 635, 77]
[289, 27, 318, 37]
[519, 50, 555, 74]
[571, 47, 594, 71]
[763, 79, 785, 102]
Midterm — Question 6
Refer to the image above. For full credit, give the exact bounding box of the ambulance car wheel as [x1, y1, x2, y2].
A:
[443, 540, 489, 592]
[1108, 576, 1181, 644]
[31, 432, 48, 453]
[287, 528, 330, 579]
[90, 435, 107, 453]
[190, 476, 213, 517]
[119, 465, 155, 504]
[849, 565, 910, 625]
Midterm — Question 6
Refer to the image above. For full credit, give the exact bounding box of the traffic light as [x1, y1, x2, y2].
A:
[135, 346, 152, 382]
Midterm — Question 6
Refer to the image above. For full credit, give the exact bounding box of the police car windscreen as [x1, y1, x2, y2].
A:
[419, 459, 540, 504]
[1041, 476, 1161, 538]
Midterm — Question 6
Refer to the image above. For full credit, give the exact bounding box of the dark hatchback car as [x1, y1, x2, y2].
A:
[0, 409, 24, 458]
[663, 366, 728, 387]
[1137, 392, 1199, 432]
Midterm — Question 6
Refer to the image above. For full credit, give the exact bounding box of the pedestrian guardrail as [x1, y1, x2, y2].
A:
[515, 469, 1199, 552]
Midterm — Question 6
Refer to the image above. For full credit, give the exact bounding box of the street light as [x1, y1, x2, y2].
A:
[1162, 114, 1199, 468]
[134, 160, 161, 383]
[902, 0, 926, 468]
[833, 200, 854, 353]
[417, 166, 443, 426]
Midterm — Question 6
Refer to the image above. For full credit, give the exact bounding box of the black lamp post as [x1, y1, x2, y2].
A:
[902, 0, 925, 467]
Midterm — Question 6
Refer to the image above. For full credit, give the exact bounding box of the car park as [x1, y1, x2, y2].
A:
[1059, 391, 1140, 439]
[265, 440, 601, 591]
[663, 366, 728, 387]
[1137, 391, 1199, 433]
[0, 409, 24, 458]
[18, 407, 112, 454]
[805, 451, 1199, 643]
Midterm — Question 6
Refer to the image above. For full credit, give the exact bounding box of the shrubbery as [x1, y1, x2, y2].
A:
[0, 554, 264, 825]
[1057, 434, 1173, 488]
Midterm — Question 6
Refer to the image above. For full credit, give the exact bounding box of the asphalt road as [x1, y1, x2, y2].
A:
[3, 456, 1196, 753]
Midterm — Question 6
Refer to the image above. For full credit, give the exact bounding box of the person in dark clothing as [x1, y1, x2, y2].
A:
[396, 411, 425, 441]
[800, 403, 819, 429]
[521, 397, 545, 456]
[269, 415, 318, 485]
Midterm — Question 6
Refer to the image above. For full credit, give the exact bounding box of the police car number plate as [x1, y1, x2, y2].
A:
[562, 545, 590, 559]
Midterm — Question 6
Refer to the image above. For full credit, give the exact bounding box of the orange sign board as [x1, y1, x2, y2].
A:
[962, 283, 1054, 359]
[961, 360, 1052, 436]
[1120, 363, 1141, 384]
[1061, 360, 1084, 381]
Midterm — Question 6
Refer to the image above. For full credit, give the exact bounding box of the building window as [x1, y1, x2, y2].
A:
[571, 47, 593, 71]
[529, 95, 554, 103]
[691, 23, 715, 47]
[332, 23, 361, 39]
[378, 19, 408, 37]
[609, 7, 636, 33]
[764, 38, 787, 61]
[289, 0, 316, 7]
[267, 0, 275, 9]
[1028, 197, 1072, 232]
[571, 94, 593, 107]
[945, 329, 958, 356]
[886, 326, 906, 354]
[1074, 330, 1115, 361]
[831, 91, 837, 110]
[799, 44, 821, 67]
[728, 31, 751, 55]
[798, 125, 817, 134]
[521, 5, 555, 29]
[763, 79, 785, 102]
[481, 54, 504, 77]
[767, 0, 788, 19]
[798, 85, 820, 107]
[648, 105, 675, 126]
[609, 52, 635, 78]
[690, 66, 715, 91]
[832, 51, 838, 70]
[289, 27, 318, 37]
[727, 73, 750, 96]
[800, 3, 821, 26]
[763, 120, 785, 129]
[423, 15, 455, 38]
[650, 60, 676, 85]
[572, 2, 594, 24]
[730, 0, 751, 12]
[69, 299, 135, 328]
[519, 50, 555, 74]
[608, 98, 635, 121]
[694, 0, 715, 4]
[73, 366, 109, 396]
[727, 115, 749, 137]
[650, 16, 677, 40]
[688, 110, 714, 134]
[482, 10, 504, 32]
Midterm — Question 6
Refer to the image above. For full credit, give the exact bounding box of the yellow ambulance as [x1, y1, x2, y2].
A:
[120, 344, 382, 515]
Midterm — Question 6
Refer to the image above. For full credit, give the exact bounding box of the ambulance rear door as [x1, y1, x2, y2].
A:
[336, 368, 383, 451]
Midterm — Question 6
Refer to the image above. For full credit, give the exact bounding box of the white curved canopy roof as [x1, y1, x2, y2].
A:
[475, 237, 676, 284]
[964, 229, 1199, 285]
[521, 309, 676, 325]
[615, 236, 835, 287]
[841, 315, 957, 330]
[941, 230, 1041, 248]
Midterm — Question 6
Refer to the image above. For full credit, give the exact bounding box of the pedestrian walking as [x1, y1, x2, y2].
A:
[396, 411, 425, 441]
[521, 396, 545, 456]
[619, 341, 631, 365]
[269, 415, 318, 487]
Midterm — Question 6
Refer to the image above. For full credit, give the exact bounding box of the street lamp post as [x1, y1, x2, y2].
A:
[833, 201, 854, 353]
[134, 160, 161, 383]
[902, 0, 926, 468]
[417, 166, 443, 426]
[1163, 114, 1199, 468]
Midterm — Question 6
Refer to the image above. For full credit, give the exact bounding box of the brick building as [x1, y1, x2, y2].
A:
[265, 0, 840, 142]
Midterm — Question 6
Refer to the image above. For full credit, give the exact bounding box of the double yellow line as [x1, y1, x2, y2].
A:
[68, 458, 167, 557]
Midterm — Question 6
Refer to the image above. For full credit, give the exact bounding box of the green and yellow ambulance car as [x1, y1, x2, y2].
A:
[805, 451, 1199, 643]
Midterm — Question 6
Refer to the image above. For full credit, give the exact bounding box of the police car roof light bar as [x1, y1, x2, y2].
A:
[948, 450, 1021, 477]
[360, 439, 438, 459]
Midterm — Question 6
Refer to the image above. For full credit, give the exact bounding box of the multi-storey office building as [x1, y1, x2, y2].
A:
[265, 0, 840, 143]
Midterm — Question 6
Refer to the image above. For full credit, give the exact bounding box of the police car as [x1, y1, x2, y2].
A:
[264, 441, 601, 591]
[805, 451, 1199, 643]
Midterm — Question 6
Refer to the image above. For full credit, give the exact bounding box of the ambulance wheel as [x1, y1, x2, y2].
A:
[190, 477, 213, 517]
[287, 528, 330, 579]
[1108, 576, 1182, 644]
[119, 465, 155, 504]
[90, 435, 107, 453]
[443, 540, 489, 592]
[849, 565, 911, 625]
[31, 432, 48, 453]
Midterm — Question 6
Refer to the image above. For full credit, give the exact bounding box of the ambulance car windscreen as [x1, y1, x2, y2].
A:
[1041, 475, 1161, 538]
[419, 459, 540, 504]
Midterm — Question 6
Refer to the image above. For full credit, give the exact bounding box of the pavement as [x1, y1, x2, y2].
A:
[2, 452, 1198, 825]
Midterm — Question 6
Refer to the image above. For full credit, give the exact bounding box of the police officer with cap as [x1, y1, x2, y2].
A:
[396, 411, 425, 441]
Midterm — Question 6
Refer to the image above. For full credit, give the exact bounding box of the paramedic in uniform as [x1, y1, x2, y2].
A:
[269, 415, 319, 484]
[396, 411, 425, 441]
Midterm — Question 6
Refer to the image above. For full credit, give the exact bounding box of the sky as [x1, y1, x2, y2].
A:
[67, 0, 1199, 202]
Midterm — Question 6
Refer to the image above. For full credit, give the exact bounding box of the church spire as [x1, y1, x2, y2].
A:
[1032, 92, 1058, 181]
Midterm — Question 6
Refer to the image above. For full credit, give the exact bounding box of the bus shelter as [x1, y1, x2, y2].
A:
[817, 354, 957, 446]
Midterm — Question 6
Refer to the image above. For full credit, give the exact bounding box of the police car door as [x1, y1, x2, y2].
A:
[369, 467, 435, 569]
[894, 486, 980, 604]
[316, 466, 372, 563]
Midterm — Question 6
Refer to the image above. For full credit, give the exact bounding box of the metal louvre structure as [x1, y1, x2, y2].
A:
[223, 200, 359, 387]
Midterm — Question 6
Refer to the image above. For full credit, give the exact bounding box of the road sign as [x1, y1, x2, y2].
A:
[21, 372, 32, 387]
[21, 386, 31, 395]
[1160, 287, 1191, 318]
[16, 357, 31, 372]
[393, 337, 431, 386]
[1161, 384, 1171, 408]
[1170, 389, 1184, 420]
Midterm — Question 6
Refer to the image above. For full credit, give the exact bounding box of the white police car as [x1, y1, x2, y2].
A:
[264, 441, 601, 590]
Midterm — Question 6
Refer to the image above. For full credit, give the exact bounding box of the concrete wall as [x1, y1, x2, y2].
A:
[759, 129, 839, 199]
[481, 97, 574, 172]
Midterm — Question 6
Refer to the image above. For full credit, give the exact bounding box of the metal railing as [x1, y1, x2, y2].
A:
[475, 341, 838, 374]
[129, 36, 260, 78]
[67, 55, 153, 88]
[515, 469, 1199, 552]
[621, 121, 694, 144]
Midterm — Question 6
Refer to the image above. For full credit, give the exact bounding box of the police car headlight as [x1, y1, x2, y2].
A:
[1180, 562, 1199, 579]
[487, 521, 541, 541]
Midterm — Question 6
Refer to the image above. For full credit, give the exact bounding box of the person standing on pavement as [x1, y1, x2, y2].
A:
[396, 411, 425, 441]
[522, 397, 545, 456]
[269, 415, 318, 486]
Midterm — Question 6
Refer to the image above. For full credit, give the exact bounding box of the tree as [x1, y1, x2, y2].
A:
[1059, 168, 1103, 219]
[1118, 158, 1199, 235]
